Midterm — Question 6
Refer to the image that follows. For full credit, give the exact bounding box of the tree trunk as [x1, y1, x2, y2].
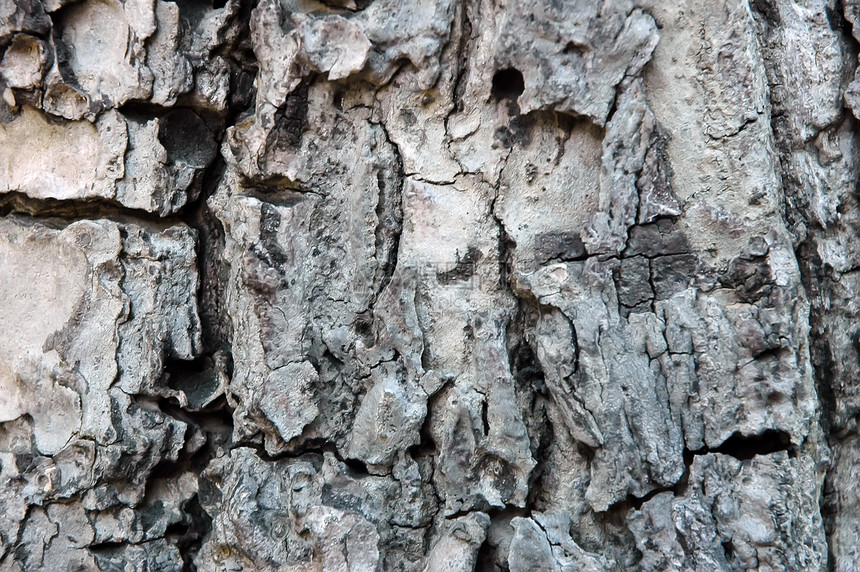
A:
[0, 0, 858, 569]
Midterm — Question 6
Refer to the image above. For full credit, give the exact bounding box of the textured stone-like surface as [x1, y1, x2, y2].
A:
[1, 0, 859, 569]
[0, 215, 201, 567]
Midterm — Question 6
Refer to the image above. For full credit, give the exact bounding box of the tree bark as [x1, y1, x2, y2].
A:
[0, 0, 857, 569]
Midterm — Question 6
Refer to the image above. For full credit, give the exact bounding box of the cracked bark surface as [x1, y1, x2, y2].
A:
[1, 0, 859, 569]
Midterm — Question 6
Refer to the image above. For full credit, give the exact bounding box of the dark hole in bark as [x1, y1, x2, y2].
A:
[157, 108, 217, 169]
[164, 356, 222, 410]
[563, 41, 585, 55]
[352, 314, 374, 345]
[715, 429, 794, 460]
[344, 457, 369, 475]
[165, 521, 190, 538]
[88, 542, 124, 553]
[577, 441, 596, 462]
[492, 68, 524, 101]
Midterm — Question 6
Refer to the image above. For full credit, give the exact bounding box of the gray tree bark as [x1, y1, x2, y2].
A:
[0, 0, 858, 569]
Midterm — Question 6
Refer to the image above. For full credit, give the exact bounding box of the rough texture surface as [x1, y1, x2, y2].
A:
[0, 0, 858, 569]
